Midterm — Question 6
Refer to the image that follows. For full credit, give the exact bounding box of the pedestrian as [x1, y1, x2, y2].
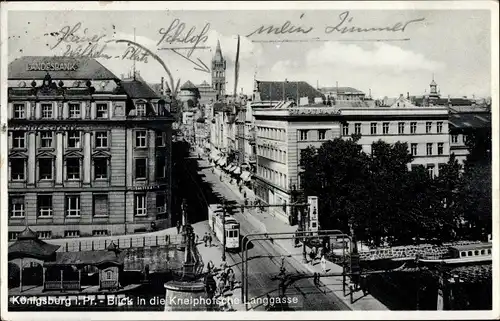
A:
[320, 255, 327, 273]
[176, 221, 181, 234]
[217, 277, 225, 297]
[228, 269, 235, 290]
[208, 233, 213, 247]
[203, 233, 208, 247]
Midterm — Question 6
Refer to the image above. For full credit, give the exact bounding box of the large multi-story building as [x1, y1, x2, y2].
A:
[251, 80, 450, 225]
[7, 56, 174, 241]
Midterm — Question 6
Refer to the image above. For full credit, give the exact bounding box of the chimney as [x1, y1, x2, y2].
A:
[407, 92, 409, 99]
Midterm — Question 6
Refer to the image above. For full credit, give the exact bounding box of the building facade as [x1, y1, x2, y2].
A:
[251, 81, 450, 224]
[7, 56, 174, 241]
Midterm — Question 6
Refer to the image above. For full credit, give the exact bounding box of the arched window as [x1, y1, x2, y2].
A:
[106, 270, 113, 279]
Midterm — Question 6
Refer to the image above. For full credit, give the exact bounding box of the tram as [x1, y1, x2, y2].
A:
[420, 242, 492, 264]
[208, 204, 241, 250]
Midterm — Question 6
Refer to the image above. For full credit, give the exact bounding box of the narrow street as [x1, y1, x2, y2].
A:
[183, 152, 350, 311]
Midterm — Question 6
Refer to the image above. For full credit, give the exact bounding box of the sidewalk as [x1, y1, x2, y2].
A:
[198, 153, 389, 311]
[191, 221, 245, 311]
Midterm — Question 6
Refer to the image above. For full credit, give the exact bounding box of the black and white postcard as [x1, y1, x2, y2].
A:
[1, 1, 498, 320]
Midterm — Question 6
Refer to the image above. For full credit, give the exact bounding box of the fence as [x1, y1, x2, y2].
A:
[358, 241, 482, 261]
[57, 234, 184, 253]
[44, 280, 80, 291]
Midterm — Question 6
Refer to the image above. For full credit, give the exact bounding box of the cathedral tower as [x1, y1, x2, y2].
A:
[212, 40, 226, 100]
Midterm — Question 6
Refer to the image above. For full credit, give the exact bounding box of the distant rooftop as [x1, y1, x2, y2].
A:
[121, 79, 160, 99]
[319, 86, 365, 94]
[256, 80, 325, 104]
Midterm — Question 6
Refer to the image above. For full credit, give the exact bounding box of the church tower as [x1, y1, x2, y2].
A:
[429, 74, 440, 100]
[212, 40, 226, 100]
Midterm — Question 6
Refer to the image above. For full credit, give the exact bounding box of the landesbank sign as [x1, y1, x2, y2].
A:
[27, 62, 78, 71]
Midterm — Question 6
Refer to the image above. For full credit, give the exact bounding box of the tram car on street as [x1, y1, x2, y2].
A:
[208, 204, 241, 250]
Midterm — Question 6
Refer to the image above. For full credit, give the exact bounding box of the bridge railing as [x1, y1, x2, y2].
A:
[357, 241, 482, 261]
[57, 234, 184, 253]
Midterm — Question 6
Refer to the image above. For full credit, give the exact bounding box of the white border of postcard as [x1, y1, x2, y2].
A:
[1, 1, 498, 320]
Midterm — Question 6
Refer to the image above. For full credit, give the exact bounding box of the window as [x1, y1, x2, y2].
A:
[39, 158, 53, 180]
[41, 104, 53, 118]
[354, 123, 361, 135]
[318, 129, 326, 140]
[156, 193, 166, 213]
[64, 230, 80, 238]
[68, 103, 81, 119]
[94, 158, 108, 179]
[9, 195, 25, 218]
[438, 143, 444, 155]
[135, 131, 147, 147]
[96, 103, 108, 118]
[93, 194, 108, 217]
[12, 131, 25, 149]
[411, 143, 418, 156]
[13, 104, 26, 119]
[36, 231, 52, 240]
[67, 131, 81, 148]
[93, 230, 109, 236]
[155, 131, 165, 147]
[136, 103, 147, 116]
[66, 195, 81, 217]
[66, 158, 80, 180]
[156, 157, 166, 178]
[426, 143, 433, 156]
[135, 158, 147, 179]
[398, 122, 405, 134]
[437, 122, 443, 133]
[342, 124, 349, 136]
[426, 122, 432, 133]
[299, 130, 308, 141]
[410, 122, 417, 134]
[40, 131, 53, 148]
[37, 195, 53, 217]
[451, 135, 458, 143]
[10, 159, 25, 181]
[461, 251, 466, 257]
[95, 131, 108, 148]
[427, 164, 435, 178]
[370, 123, 377, 135]
[383, 123, 389, 134]
[135, 194, 147, 216]
[9, 232, 20, 241]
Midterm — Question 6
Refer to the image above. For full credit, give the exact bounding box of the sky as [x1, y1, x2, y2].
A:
[6, 7, 493, 99]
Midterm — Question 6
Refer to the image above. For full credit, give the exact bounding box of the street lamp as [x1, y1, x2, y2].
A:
[222, 202, 227, 262]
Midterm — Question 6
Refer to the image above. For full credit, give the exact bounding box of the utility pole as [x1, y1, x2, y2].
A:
[222, 202, 227, 262]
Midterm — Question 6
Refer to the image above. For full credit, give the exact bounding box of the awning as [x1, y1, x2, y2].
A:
[240, 171, 252, 182]
[233, 167, 242, 175]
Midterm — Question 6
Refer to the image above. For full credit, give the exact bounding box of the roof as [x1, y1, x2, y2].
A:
[44, 249, 126, 267]
[8, 56, 118, 80]
[449, 113, 491, 129]
[449, 243, 492, 251]
[214, 40, 224, 62]
[256, 80, 324, 103]
[181, 80, 198, 90]
[8, 227, 60, 260]
[413, 97, 474, 107]
[121, 80, 160, 99]
[320, 86, 365, 94]
[198, 80, 211, 87]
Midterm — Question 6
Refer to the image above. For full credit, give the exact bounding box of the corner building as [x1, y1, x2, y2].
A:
[7, 57, 174, 241]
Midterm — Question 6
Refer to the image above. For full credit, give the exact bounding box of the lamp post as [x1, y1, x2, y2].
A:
[222, 202, 227, 262]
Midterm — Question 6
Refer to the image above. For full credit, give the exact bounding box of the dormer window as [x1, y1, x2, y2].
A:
[136, 103, 146, 116]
